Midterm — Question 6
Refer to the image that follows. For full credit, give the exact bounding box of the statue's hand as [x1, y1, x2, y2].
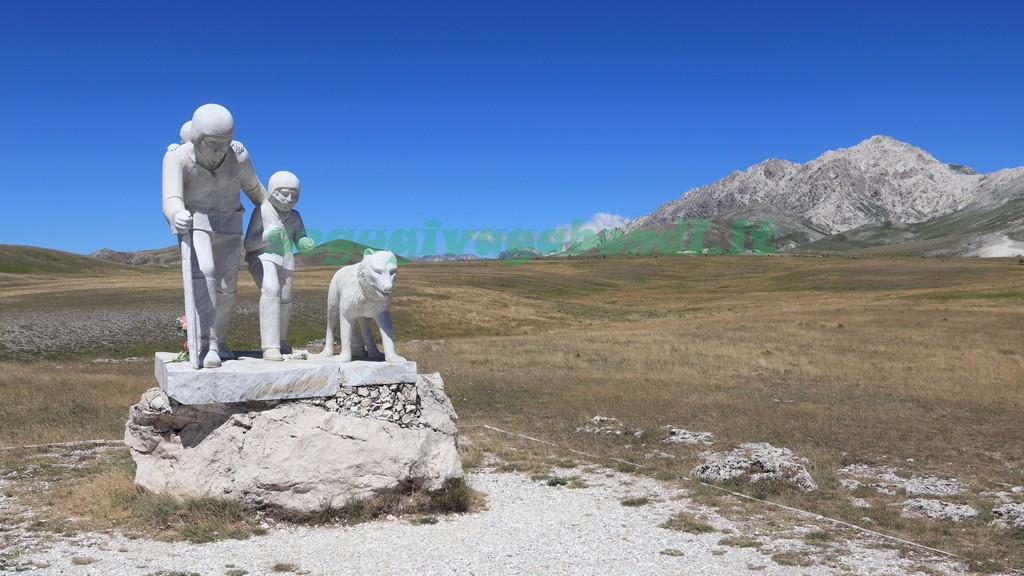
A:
[297, 236, 315, 253]
[172, 210, 193, 234]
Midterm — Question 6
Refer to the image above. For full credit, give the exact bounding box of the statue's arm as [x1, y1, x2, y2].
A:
[293, 211, 315, 253]
[244, 206, 267, 254]
[235, 142, 267, 206]
[161, 150, 190, 233]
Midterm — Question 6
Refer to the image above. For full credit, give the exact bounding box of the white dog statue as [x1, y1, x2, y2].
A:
[320, 249, 406, 363]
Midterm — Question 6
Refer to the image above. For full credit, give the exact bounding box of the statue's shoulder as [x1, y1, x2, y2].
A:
[163, 141, 192, 165]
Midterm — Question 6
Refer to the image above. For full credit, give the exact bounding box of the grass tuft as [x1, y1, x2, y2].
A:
[660, 511, 716, 534]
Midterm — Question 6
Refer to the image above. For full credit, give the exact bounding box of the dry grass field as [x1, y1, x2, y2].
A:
[1, 254, 1023, 570]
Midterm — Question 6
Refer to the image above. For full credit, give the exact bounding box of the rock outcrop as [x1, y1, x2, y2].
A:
[125, 373, 462, 511]
[990, 502, 1024, 529]
[690, 442, 817, 492]
[900, 499, 978, 523]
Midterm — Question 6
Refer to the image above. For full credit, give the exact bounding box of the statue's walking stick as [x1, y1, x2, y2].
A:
[180, 229, 201, 369]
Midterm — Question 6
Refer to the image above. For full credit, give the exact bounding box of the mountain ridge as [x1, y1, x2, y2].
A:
[613, 135, 1024, 256]
[626, 135, 998, 237]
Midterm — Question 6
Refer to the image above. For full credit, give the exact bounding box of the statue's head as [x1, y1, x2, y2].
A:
[190, 104, 234, 167]
[268, 170, 300, 213]
[179, 121, 191, 144]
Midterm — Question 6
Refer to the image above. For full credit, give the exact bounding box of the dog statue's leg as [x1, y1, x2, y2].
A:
[338, 314, 354, 363]
[319, 296, 337, 357]
[359, 317, 384, 360]
[375, 310, 405, 363]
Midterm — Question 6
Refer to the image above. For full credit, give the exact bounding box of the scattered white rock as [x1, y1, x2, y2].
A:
[902, 476, 965, 497]
[848, 496, 872, 508]
[575, 416, 644, 437]
[900, 499, 978, 523]
[92, 356, 148, 364]
[871, 484, 897, 496]
[283, 349, 310, 360]
[838, 463, 965, 496]
[643, 450, 676, 460]
[839, 479, 862, 491]
[141, 388, 171, 414]
[838, 463, 893, 477]
[690, 442, 818, 492]
[662, 427, 715, 445]
[990, 503, 1024, 529]
[980, 491, 1015, 504]
[1012, 486, 1024, 493]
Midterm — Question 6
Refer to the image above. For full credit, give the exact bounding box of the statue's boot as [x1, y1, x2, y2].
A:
[204, 342, 223, 368]
[260, 296, 283, 361]
[279, 300, 293, 354]
[214, 291, 237, 360]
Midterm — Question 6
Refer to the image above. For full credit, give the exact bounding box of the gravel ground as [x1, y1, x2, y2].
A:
[8, 465, 971, 576]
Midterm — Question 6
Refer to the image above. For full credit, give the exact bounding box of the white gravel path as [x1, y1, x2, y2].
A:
[12, 467, 971, 576]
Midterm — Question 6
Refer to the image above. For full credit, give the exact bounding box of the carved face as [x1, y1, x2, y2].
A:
[269, 187, 299, 213]
[196, 135, 231, 167]
[362, 251, 398, 299]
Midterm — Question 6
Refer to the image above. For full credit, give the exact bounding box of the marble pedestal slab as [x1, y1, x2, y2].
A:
[154, 352, 417, 405]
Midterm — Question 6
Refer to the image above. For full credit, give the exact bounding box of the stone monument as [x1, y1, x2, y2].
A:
[126, 108, 462, 511]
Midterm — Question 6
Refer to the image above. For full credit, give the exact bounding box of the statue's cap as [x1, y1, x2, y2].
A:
[190, 104, 234, 142]
[269, 171, 300, 193]
[179, 121, 191, 144]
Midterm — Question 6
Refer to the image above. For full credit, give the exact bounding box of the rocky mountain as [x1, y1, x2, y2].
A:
[609, 135, 1024, 255]
[798, 166, 1024, 256]
[627, 136, 991, 236]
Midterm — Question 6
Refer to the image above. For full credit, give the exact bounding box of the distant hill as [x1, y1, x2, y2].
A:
[295, 239, 404, 268]
[82, 238, 403, 271]
[0, 245, 139, 275]
[497, 247, 543, 260]
[414, 253, 483, 262]
[91, 246, 180, 267]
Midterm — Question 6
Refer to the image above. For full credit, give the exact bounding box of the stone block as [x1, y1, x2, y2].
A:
[155, 352, 339, 404]
[155, 353, 418, 404]
[338, 359, 417, 387]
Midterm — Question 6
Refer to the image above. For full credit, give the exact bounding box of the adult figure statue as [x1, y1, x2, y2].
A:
[162, 104, 267, 368]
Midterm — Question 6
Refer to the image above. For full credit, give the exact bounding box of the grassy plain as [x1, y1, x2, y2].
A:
[1, 254, 1023, 569]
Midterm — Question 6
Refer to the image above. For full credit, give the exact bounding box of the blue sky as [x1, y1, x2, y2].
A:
[2, 1, 1021, 255]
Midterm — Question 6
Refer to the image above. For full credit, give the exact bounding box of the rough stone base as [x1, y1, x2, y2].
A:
[124, 372, 461, 511]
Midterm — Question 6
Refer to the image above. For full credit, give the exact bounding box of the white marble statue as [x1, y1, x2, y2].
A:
[320, 249, 406, 363]
[162, 104, 267, 368]
[245, 171, 314, 361]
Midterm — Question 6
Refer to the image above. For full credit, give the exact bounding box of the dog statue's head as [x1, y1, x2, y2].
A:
[358, 249, 399, 300]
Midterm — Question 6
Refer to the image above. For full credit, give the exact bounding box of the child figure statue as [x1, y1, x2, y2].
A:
[244, 171, 315, 361]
